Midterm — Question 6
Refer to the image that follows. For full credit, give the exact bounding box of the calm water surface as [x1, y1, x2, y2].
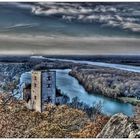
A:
[56, 69, 133, 116]
[20, 66, 134, 116]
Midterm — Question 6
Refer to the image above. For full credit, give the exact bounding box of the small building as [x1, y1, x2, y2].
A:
[21, 70, 69, 112]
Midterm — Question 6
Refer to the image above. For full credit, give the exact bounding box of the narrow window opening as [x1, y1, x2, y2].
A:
[34, 76, 37, 80]
[47, 76, 51, 80]
[34, 83, 37, 87]
[47, 84, 51, 88]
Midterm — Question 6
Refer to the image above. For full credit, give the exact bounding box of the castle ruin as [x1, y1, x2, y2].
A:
[22, 70, 68, 112]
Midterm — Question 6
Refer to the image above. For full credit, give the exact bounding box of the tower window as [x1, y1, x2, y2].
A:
[47, 96, 52, 103]
[34, 83, 37, 87]
[47, 84, 51, 88]
[34, 76, 37, 80]
[47, 76, 51, 80]
[34, 96, 36, 100]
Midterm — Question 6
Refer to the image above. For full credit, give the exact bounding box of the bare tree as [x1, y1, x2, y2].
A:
[134, 105, 140, 126]
[0, 90, 21, 110]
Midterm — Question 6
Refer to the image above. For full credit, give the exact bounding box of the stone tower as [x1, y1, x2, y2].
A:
[31, 70, 56, 112]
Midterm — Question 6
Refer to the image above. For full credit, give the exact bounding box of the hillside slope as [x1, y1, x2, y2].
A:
[0, 96, 109, 138]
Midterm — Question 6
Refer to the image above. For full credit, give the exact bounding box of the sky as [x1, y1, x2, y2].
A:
[0, 2, 140, 55]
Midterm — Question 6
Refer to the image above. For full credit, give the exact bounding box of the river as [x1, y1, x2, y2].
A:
[20, 68, 133, 116]
[55, 69, 133, 116]
[46, 57, 140, 73]
[20, 57, 139, 116]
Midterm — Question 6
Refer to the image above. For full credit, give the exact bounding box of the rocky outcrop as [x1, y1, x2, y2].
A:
[129, 130, 140, 138]
[96, 113, 140, 138]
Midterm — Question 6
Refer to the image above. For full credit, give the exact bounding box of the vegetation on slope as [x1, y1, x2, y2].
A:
[69, 67, 140, 104]
[0, 95, 109, 138]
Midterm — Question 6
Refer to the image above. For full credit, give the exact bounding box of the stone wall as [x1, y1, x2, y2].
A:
[31, 71, 42, 112]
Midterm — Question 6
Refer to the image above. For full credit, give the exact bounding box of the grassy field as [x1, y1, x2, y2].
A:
[118, 97, 140, 106]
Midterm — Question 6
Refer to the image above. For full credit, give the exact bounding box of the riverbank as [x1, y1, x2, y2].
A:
[0, 57, 139, 113]
[118, 97, 140, 106]
[69, 67, 140, 106]
[56, 69, 133, 116]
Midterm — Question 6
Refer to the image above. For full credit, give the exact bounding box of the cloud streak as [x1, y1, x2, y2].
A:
[0, 2, 140, 55]
[27, 2, 140, 33]
[0, 34, 140, 55]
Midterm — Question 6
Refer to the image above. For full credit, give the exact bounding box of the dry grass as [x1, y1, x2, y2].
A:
[0, 99, 109, 138]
